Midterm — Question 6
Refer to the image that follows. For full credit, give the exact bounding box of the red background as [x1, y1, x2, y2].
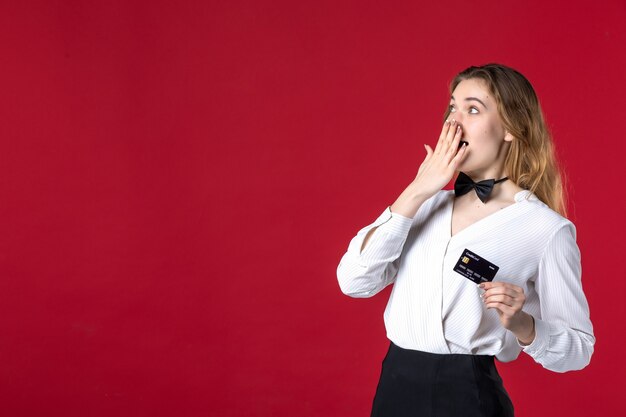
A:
[0, 1, 624, 416]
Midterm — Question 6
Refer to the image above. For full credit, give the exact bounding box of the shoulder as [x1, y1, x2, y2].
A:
[517, 190, 576, 238]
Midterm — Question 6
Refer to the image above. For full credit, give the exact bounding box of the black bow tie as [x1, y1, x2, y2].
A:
[454, 172, 508, 203]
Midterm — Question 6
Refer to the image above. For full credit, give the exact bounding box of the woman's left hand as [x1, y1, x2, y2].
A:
[479, 281, 536, 345]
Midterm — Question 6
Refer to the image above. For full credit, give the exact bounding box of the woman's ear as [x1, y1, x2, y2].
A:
[504, 131, 515, 142]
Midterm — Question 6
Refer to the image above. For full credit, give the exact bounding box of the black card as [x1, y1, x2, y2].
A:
[453, 249, 499, 284]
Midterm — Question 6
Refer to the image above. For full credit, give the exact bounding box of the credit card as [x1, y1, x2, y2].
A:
[453, 249, 499, 284]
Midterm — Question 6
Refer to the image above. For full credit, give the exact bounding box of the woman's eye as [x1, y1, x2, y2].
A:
[469, 107, 479, 114]
[449, 105, 456, 113]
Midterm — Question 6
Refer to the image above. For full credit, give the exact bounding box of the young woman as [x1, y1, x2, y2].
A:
[336, 64, 595, 417]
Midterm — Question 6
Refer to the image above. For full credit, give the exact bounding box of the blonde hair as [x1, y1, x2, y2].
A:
[445, 64, 567, 216]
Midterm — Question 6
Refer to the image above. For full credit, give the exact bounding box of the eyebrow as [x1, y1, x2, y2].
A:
[451, 95, 488, 109]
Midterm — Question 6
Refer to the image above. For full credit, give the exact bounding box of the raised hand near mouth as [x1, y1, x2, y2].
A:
[390, 119, 468, 218]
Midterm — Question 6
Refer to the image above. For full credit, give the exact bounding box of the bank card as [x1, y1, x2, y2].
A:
[453, 249, 499, 284]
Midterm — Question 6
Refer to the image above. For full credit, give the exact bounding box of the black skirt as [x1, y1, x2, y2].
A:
[371, 342, 515, 417]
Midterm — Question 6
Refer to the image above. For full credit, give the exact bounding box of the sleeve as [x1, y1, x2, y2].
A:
[519, 223, 595, 372]
[336, 207, 413, 298]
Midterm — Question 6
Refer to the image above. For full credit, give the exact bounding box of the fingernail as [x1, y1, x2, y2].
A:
[451, 119, 456, 124]
[478, 283, 485, 289]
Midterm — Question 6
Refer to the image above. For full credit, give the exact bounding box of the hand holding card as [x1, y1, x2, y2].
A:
[479, 281, 535, 345]
[452, 249, 535, 344]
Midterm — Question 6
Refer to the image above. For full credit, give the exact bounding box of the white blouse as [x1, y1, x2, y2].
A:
[337, 189, 594, 372]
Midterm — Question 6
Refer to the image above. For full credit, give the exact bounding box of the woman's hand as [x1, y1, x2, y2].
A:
[390, 119, 467, 218]
[480, 281, 536, 345]
[415, 118, 468, 194]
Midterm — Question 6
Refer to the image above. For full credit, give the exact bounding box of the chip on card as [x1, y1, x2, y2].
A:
[453, 249, 499, 284]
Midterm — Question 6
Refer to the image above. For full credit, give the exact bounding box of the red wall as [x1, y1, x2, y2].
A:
[0, 1, 624, 416]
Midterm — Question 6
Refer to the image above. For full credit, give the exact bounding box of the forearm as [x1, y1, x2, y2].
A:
[390, 182, 433, 219]
[337, 208, 413, 297]
[361, 183, 431, 252]
[520, 318, 595, 372]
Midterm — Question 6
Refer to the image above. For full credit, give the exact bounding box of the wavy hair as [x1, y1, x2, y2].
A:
[445, 63, 567, 216]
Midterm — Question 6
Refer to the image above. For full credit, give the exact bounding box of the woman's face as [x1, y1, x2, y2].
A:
[448, 78, 513, 179]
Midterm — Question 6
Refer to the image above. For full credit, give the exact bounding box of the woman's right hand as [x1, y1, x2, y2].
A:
[415, 118, 467, 194]
[390, 119, 467, 218]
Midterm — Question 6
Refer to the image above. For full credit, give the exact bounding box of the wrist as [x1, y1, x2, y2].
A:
[390, 194, 429, 218]
[515, 313, 536, 346]
[390, 183, 433, 218]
